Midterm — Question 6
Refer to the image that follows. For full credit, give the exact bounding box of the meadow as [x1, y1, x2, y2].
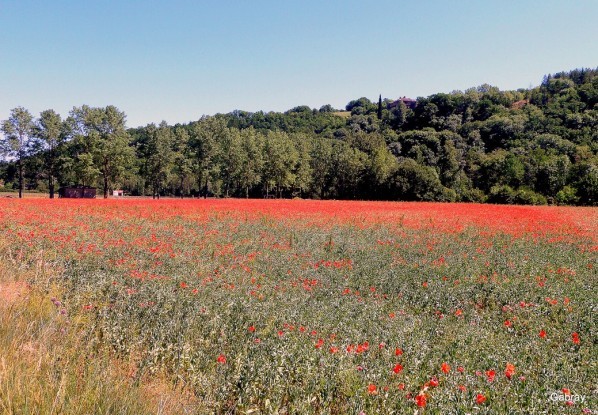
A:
[0, 199, 595, 414]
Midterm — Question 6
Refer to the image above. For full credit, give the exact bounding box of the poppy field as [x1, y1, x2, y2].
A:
[0, 199, 596, 414]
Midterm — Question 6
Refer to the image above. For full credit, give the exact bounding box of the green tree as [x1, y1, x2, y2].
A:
[33, 109, 65, 198]
[291, 134, 312, 197]
[310, 138, 334, 199]
[392, 159, 455, 201]
[262, 131, 298, 197]
[171, 126, 194, 197]
[238, 128, 264, 198]
[145, 122, 174, 198]
[189, 117, 227, 197]
[1, 107, 35, 198]
[216, 128, 244, 197]
[68, 105, 133, 198]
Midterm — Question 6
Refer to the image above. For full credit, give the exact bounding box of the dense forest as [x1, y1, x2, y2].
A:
[1, 68, 597, 205]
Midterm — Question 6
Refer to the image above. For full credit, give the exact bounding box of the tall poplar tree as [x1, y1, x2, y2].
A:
[1, 107, 34, 198]
[33, 109, 65, 198]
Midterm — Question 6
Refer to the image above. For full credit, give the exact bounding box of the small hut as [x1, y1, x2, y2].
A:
[58, 186, 97, 198]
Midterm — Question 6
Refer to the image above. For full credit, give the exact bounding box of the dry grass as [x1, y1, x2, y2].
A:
[0, 252, 200, 415]
[332, 111, 351, 118]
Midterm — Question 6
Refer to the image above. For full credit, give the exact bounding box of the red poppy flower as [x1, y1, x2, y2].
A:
[367, 384, 377, 395]
[393, 364, 403, 374]
[486, 370, 496, 382]
[476, 394, 486, 404]
[395, 348, 403, 356]
[441, 362, 450, 374]
[248, 325, 255, 332]
[539, 329, 547, 338]
[415, 393, 427, 407]
[505, 363, 515, 379]
[572, 332, 580, 344]
[216, 354, 226, 364]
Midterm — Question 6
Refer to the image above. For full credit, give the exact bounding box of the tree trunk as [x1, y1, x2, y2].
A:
[18, 160, 23, 199]
[49, 176, 55, 199]
[103, 175, 108, 199]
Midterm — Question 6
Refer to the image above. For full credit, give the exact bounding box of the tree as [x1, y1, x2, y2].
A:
[33, 109, 65, 198]
[189, 117, 227, 197]
[1, 107, 34, 198]
[377, 94, 383, 120]
[262, 131, 298, 197]
[291, 134, 312, 197]
[392, 158, 455, 201]
[144, 122, 174, 198]
[171, 126, 193, 197]
[68, 105, 133, 198]
[216, 128, 244, 197]
[332, 142, 367, 199]
[238, 128, 263, 198]
[310, 138, 334, 199]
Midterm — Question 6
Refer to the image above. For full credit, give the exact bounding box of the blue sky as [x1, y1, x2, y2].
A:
[1, 0, 597, 128]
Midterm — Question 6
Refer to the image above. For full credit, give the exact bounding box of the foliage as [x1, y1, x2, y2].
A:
[1, 67, 598, 204]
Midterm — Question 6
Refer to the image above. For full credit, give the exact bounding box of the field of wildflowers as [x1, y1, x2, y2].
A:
[0, 199, 595, 414]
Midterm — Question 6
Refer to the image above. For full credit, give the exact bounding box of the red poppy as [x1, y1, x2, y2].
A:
[393, 364, 403, 374]
[572, 332, 580, 344]
[367, 384, 377, 395]
[415, 393, 427, 407]
[248, 325, 255, 332]
[476, 394, 486, 404]
[458, 385, 466, 392]
[395, 348, 403, 356]
[539, 329, 547, 338]
[486, 370, 496, 382]
[216, 354, 226, 364]
[505, 363, 515, 379]
[441, 362, 450, 374]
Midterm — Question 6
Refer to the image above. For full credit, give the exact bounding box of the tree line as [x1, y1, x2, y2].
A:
[1, 67, 597, 205]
